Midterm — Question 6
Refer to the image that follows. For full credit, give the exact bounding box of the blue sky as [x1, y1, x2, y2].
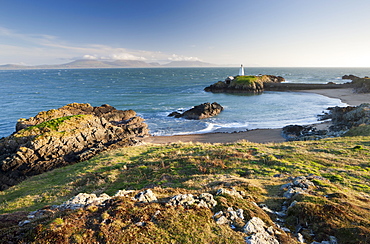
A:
[1, 0, 370, 67]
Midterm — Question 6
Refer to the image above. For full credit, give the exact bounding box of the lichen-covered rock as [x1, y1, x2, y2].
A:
[0, 103, 149, 190]
[135, 189, 158, 203]
[243, 217, 280, 244]
[281, 176, 316, 199]
[57, 193, 111, 210]
[168, 102, 223, 120]
[216, 187, 245, 199]
[166, 193, 217, 208]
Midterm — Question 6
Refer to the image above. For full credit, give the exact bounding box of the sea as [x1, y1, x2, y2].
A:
[1, 67, 369, 138]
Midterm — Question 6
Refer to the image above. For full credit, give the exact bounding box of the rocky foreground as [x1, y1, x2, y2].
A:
[11, 175, 339, 244]
[0, 103, 149, 190]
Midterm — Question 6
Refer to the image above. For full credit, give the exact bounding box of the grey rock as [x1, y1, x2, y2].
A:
[293, 176, 315, 189]
[167, 193, 217, 208]
[283, 187, 307, 198]
[216, 188, 244, 199]
[297, 233, 305, 243]
[245, 231, 279, 244]
[198, 193, 217, 208]
[135, 189, 157, 202]
[18, 220, 31, 226]
[114, 189, 135, 197]
[167, 194, 195, 207]
[58, 192, 111, 210]
[215, 215, 229, 225]
[243, 217, 266, 234]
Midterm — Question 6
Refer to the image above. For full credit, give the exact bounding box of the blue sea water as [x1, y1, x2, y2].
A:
[1, 67, 369, 138]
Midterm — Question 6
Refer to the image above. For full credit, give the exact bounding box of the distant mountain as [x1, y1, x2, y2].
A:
[0, 59, 217, 70]
[58, 60, 113, 68]
[0, 64, 29, 70]
[106, 60, 155, 67]
[163, 60, 216, 67]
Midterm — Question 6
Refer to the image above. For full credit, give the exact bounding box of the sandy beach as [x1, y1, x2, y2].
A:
[300, 88, 369, 106]
[143, 88, 369, 145]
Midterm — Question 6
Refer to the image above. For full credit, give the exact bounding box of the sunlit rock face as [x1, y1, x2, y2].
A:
[0, 103, 149, 190]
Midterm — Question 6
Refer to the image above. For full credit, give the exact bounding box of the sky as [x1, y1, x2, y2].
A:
[1, 0, 370, 67]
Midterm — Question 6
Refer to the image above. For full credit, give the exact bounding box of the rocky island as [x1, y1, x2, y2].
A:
[204, 75, 285, 93]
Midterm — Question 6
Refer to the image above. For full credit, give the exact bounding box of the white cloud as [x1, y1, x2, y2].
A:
[168, 54, 201, 61]
[82, 54, 98, 60]
[0, 26, 205, 65]
[109, 53, 146, 61]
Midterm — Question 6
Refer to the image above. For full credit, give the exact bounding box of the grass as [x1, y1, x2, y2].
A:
[345, 125, 370, 136]
[15, 114, 86, 137]
[232, 76, 260, 84]
[230, 75, 266, 90]
[0, 136, 370, 243]
[1, 137, 369, 213]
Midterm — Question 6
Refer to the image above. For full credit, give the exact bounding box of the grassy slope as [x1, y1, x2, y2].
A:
[0, 136, 369, 243]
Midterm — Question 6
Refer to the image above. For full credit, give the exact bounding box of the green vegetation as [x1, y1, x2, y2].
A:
[1, 136, 370, 243]
[344, 124, 370, 136]
[352, 78, 370, 93]
[16, 115, 86, 137]
[230, 75, 265, 90]
[232, 75, 260, 84]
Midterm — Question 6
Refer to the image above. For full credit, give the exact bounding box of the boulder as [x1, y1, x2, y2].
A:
[135, 189, 158, 203]
[243, 217, 280, 244]
[0, 103, 149, 190]
[168, 102, 223, 120]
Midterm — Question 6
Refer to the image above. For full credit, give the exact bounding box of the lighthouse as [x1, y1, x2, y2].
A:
[238, 64, 245, 76]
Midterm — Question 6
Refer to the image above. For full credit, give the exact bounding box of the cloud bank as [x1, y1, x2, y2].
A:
[0, 26, 202, 65]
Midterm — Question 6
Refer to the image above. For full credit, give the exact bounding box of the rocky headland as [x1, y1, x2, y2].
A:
[342, 74, 370, 93]
[0, 103, 149, 190]
[168, 102, 223, 120]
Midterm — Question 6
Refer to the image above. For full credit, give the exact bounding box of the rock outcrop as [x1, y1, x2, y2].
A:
[168, 102, 223, 120]
[320, 103, 370, 130]
[342, 74, 370, 93]
[282, 103, 370, 141]
[0, 103, 149, 190]
[204, 75, 285, 93]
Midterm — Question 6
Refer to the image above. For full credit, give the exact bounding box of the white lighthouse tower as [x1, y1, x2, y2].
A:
[238, 64, 245, 76]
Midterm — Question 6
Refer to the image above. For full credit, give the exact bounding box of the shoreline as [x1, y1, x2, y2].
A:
[143, 88, 369, 144]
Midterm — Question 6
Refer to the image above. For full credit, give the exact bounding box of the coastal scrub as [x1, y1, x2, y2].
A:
[0, 137, 369, 243]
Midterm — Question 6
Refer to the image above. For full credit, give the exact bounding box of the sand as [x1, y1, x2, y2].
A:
[143, 88, 369, 145]
[299, 88, 369, 106]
